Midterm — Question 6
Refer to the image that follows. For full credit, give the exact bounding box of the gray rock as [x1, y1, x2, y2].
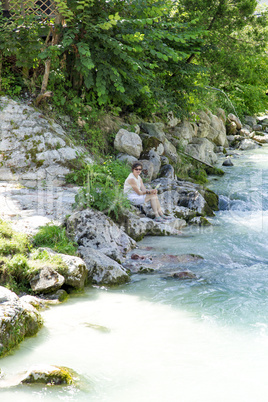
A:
[139, 159, 154, 181]
[217, 108, 227, 124]
[163, 138, 179, 163]
[114, 129, 142, 158]
[166, 271, 197, 279]
[0, 97, 93, 187]
[252, 134, 268, 144]
[185, 138, 218, 165]
[158, 164, 175, 180]
[228, 113, 242, 130]
[30, 267, 65, 293]
[252, 124, 262, 132]
[66, 209, 136, 263]
[148, 149, 161, 179]
[0, 286, 43, 357]
[78, 246, 130, 285]
[172, 120, 194, 144]
[167, 111, 179, 127]
[226, 121, 237, 135]
[123, 213, 186, 240]
[140, 122, 166, 142]
[222, 157, 234, 166]
[244, 116, 257, 127]
[160, 156, 170, 165]
[116, 153, 137, 165]
[238, 139, 261, 150]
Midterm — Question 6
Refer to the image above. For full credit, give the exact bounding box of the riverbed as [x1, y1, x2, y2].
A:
[1, 145, 268, 401]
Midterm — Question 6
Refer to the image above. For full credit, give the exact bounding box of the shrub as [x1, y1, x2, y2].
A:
[32, 225, 78, 255]
[69, 158, 132, 219]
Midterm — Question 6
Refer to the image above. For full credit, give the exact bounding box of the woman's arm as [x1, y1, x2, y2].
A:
[140, 179, 156, 195]
[127, 178, 146, 195]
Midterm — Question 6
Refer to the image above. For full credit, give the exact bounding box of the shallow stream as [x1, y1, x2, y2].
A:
[1, 146, 268, 401]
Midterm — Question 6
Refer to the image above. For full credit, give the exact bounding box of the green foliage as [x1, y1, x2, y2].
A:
[0, 219, 30, 255]
[32, 225, 78, 255]
[69, 158, 132, 218]
[179, 0, 268, 115]
[28, 249, 69, 277]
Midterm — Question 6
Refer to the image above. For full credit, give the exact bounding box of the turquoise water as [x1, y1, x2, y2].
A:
[1, 146, 268, 401]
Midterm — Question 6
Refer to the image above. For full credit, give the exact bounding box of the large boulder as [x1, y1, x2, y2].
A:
[227, 113, 242, 130]
[185, 138, 218, 165]
[116, 153, 137, 166]
[0, 287, 43, 357]
[140, 122, 166, 142]
[163, 138, 179, 163]
[158, 164, 175, 180]
[0, 97, 92, 187]
[138, 159, 155, 181]
[244, 116, 257, 127]
[114, 129, 142, 158]
[172, 120, 195, 147]
[78, 246, 130, 285]
[238, 139, 261, 150]
[66, 209, 136, 263]
[147, 149, 161, 179]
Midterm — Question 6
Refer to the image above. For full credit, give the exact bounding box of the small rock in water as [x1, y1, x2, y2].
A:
[131, 253, 146, 260]
[164, 271, 197, 280]
[83, 322, 111, 333]
[222, 158, 234, 167]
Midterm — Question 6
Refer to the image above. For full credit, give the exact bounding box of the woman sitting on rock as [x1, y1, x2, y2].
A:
[124, 161, 172, 222]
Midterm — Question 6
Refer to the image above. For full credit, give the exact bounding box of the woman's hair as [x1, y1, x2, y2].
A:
[131, 161, 143, 171]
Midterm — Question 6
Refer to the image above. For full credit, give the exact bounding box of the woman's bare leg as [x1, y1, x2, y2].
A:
[145, 194, 163, 217]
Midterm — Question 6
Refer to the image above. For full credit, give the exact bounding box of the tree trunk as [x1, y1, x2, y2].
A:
[35, 14, 63, 106]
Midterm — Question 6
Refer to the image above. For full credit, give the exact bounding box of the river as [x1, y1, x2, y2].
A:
[1, 145, 268, 401]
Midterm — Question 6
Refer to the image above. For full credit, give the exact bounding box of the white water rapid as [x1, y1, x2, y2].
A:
[1, 145, 268, 402]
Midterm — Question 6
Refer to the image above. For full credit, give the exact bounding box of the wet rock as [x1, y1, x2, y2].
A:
[158, 253, 203, 264]
[222, 157, 234, 166]
[188, 216, 211, 226]
[238, 139, 261, 150]
[131, 253, 147, 260]
[0, 287, 43, 357]
[78, 246, 130, 285]
[0, 365, 78, 388]
[166, 271, 197, 279]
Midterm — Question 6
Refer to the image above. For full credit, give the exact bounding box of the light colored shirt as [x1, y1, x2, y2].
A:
[124, 172, 142, 195]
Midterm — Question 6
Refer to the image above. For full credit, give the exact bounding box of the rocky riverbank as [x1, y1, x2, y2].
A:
[1, 95, 268, 381]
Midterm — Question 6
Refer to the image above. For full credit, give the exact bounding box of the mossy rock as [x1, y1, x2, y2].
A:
[174, 210, 198, 221]
[142, 136, 162, 153]
[203, 188, 219, 211]
[21, 365, 77, 385]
